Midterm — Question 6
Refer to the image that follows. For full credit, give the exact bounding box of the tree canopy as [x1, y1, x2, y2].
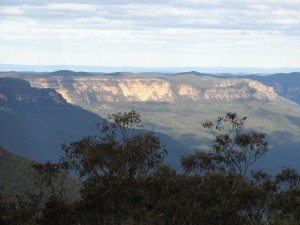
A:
[1, 111, 299, 225]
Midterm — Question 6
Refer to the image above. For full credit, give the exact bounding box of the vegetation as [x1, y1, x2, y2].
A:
[0, 111, 299, 225]
[0, 77, 187, 168]
[92, 98, 300, 173]
[0, 147, 79, 199]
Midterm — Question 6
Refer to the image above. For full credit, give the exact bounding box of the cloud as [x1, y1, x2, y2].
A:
[0, 0, 299, 67]
[1, 1, 299, 30]
[45, 3, 96, 11]
[0, 6, 24, 15]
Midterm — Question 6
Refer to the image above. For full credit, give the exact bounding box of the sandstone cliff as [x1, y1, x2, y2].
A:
[25, 75, 278, 104]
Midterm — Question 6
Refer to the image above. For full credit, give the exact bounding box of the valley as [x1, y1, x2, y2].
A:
[0, 77, 187, 168]
[1, 71, 299, 173]
[1, 0, 299, 222]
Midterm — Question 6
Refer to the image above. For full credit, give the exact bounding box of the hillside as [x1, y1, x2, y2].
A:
[5, 71, 298, 173]
[1, 72, 299, 173]
[0, 77, 188, 168]
[173, 71, 300, 105]
[23, 74, 277, 103]
[1, 70, 298, 104]
[0, 147, 79, 199]
[244, 72, 300, 105]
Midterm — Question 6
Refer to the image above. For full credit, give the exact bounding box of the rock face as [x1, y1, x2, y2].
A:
[244, 72, 300, 105]
[0, 77, 66, 105]
[0, 77, 190, 168]
[25, 75, 278, 104]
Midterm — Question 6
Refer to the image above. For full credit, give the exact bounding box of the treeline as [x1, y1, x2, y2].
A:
[0, 111, 299, 225]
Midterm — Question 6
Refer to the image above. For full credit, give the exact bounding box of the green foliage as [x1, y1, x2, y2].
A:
[0, 111, 299, 225]
[62, 110, 166, 180]
[182, 112, 268, 176]
[0, 147, 80, 200]
[32, 161, 70, 198]
[39, 196, 75, 225]
[0, 193, 42, 225]
[92, 98, 300, 173]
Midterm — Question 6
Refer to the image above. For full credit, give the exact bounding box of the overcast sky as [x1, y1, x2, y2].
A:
[0, 0, 299, 68]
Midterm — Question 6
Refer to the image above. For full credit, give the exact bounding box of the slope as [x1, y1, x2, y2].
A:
[0, 147, 79, 199]
[13, 72, 298, 174]
[1, 72, 299, 173]
[0, 77, 188, 168]
[244, 72, 300, 105]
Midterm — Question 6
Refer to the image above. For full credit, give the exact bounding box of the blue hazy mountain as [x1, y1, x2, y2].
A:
[1, 72, 299, 174]
[172, 71, 300, 105]
[243, 73, 300, 105]
[0, 77, 188, 167]
[1, 64, 299, 74]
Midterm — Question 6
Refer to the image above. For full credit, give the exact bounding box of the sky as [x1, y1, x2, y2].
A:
[0, 0, 299, 68]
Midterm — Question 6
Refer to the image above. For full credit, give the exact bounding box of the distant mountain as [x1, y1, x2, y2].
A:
[174, 71, 209, 77]
[1, 72, 299, 173]
[0, 147, 79, 199]
[23, 73, 278, 103]
[174, 72, 300, 105]
[2, 70, 299, 105]
[1, 64, 299, 73]
[0, 77, 189, 168]
[243, 73, 300, 105]
[47, 70, 96, 77]
[4, 72, 298, 173]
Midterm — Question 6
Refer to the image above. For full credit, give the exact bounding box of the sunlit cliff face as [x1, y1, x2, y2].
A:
[28, 76, 278, 104]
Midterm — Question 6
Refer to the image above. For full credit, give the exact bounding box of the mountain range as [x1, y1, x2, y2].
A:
[243, 73, 300, 105]
[0, 71, 299, 174]
[0, 77, 188, 168]
[1, 64, 299, 73]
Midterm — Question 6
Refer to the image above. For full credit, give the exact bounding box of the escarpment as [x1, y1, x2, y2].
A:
[25, 75, 278, 104]
[0, 77, 66, 105]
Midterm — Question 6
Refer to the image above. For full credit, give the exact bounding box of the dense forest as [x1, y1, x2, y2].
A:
[0, 111, 299, 225]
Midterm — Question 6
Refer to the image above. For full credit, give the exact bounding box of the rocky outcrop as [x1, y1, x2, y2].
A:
[25, 76, 278, 104]
[118, 79, 175, 102]
[178, 85, 199, 100]
[0, 77, 66, 105]
[243, 72, 300, 105]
